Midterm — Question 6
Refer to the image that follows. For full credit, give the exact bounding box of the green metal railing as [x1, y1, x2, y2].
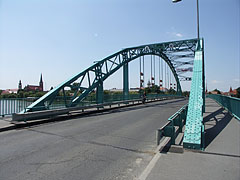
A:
[207, 94, 240, 120]
[0, 94, 180, 117]
[157, 104, 188, 145]
[0, 98, 37, 116]
[13, 94, 183, 122]
[28, 93, 180, 112]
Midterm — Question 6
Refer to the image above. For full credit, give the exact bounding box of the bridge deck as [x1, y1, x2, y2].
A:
[144, 98, 240, 180]
[0, 98, 188, 180]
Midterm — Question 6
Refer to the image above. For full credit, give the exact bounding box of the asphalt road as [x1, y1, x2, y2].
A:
[0, 98, 187, 180]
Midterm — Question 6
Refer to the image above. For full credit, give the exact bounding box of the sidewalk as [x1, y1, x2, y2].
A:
[142, 98, 240, 180]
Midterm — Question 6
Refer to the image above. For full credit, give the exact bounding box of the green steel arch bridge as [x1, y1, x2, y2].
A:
[13, 38, 205, 150]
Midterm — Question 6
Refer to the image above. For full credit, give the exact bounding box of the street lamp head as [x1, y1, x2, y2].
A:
[172, 0, 182, 3]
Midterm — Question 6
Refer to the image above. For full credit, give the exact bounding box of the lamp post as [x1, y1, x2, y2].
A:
[172, 0, 200, 39]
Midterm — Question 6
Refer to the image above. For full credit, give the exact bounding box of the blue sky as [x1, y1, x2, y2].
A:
[0, 0, 239, 92]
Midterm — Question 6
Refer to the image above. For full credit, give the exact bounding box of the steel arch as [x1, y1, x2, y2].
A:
[23, 38, 198, 113]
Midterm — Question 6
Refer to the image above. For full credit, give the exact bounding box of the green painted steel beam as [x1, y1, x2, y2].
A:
[96, 81, 103, 104]
[123, 63, 129, 101]
[202, 39, 206, 113]
[183, 39, 205, 150]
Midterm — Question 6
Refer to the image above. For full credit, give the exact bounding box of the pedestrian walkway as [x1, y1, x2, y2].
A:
[141, 98, 240, 180]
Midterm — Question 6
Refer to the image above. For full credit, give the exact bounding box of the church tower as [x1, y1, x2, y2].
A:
[39, 73, 43, 91]
[18, 80, 22, 90]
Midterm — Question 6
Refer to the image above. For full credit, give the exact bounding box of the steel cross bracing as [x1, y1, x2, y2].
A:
[22, 38, 198, 113]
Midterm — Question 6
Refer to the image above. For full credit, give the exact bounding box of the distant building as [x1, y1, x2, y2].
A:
[130, 87, 140, 92]
[222, 92, 228, 96]
[220, 87, 238, 96]
[109, 88, 123, 92]
[229, 87, 238, 97]
[1, 81, 21, 95]
[209, 87, 238, 97]
[160, 87, 168, 92]
[23, 74, 44, 91]
[1, 89, 19, 95]
[18, 80, 22, 90]
[1, 74, 44, 95]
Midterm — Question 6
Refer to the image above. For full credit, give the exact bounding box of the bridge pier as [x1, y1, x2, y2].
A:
[123, 63, 129, 101]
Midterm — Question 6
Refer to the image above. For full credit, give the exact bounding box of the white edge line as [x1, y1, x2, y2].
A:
[137, 137, 170, 180]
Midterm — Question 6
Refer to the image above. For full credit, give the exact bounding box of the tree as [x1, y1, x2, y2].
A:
[236, 87, 240, 98]
[167, 88, 177, 95]
[35, 91, 46, 97]
[18, 91, 24, 98]
[151, 85, 159, 93]
[182, 91, 190, 97]
[213, 89, 221, 94]
[144, 86, 151, 93]
[147, 80, 151, 88]
[103, 90, 111, 95]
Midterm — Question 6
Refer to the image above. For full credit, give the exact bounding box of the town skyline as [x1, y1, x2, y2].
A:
[1, 72, 239, 94]
[0, 0, 239, 92]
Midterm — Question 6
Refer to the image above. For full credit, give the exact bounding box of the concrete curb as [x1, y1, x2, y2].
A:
[137, 137, 171, 180]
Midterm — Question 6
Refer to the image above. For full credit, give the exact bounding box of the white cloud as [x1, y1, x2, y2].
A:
[233, 78, 240, 82]
[175, 33, 183, 37]
[166, 29, 184, 38]
[211, 80, 222, 84]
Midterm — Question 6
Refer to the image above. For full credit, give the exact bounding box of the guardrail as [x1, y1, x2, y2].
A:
[156, 104, 188, 145]
[0, 94, 179, 117]
[12, 95, 184, 122]
[207, 94, 240, 120]
[0, 97, 38, 116]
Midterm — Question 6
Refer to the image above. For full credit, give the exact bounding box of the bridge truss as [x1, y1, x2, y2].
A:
[21, 38, 199, 113]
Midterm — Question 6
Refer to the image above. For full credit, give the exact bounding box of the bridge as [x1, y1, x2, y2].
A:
[0, 38, 239, 180]
[10, 38, 206, 149]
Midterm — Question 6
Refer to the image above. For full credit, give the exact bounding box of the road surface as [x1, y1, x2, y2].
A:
[0, 98, 187, 180]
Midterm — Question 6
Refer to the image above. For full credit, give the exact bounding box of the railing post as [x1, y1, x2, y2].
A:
[164, 122, 175, 145]
[178, 114, 183, 133]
